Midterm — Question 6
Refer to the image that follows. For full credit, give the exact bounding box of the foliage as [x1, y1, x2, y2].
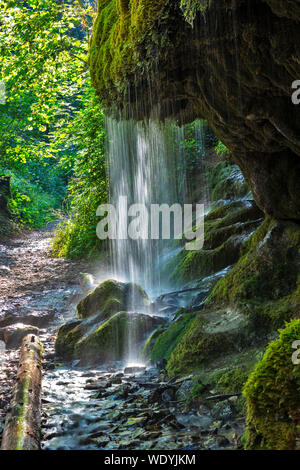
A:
[214, 140, 229, 157]
[243, 319, 300, 449]
[0, 160, 65, 227]
[180, 0, 210, 25]
[0, 0, 96, 230]
[52, 86, 108, 258]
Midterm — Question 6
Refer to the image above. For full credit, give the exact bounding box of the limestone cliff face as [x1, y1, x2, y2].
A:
[90, 0, 300, 220]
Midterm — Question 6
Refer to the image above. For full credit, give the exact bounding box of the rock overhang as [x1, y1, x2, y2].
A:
[90, 0, 300, 220]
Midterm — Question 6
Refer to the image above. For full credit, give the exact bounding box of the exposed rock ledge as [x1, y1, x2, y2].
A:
[90, 0, 300, 220]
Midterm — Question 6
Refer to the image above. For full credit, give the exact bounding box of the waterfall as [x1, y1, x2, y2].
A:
[104, 118, 209, 363]
[105, 118, 188, 298]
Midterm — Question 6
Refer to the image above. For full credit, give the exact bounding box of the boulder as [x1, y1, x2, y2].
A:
[166, 307, 255, 377]
[77, 279, 148, 320]
[55, 311, 164, 365]
[56, 278, 161, 365]
[243, 319, 300, 450]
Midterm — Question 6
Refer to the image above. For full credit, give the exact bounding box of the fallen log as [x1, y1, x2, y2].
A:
[1, 334, 43, 450]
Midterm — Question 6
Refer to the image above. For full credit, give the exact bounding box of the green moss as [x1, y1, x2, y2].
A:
[148, 313, 195, 363]
[188, 366, 249, 413]
[206, 160, 249, 202]
[77, 279, 126, 319]
[55, 311, 130, 362]
[168, 235, 243, 285]
[90, 0, 167, 105]
[125, 282, 149, 305]
[251, 283, 300, 330]
[180, 0, 210, 24]
[204, 200, 261, 226]
[190, 380, 206, 398]
[161, 199, 263, 285]
[76, 279, 148, 320]
[75, 311, 129, 363]
[55, 320, 83, 360]
[7, 339, 43, 450]
[56, 308, 160, 365]
[286, 223, 300, 248]
[207, 218, 298, 306]
[140, 325, 165, 360]
[243, 319, 300, 450]
[166, 308, 252, 377]
[216, 367, 249, 394]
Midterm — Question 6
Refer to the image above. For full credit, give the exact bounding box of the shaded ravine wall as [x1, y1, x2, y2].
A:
[90, 0, 300, 220]
[88, 0, 300, 450]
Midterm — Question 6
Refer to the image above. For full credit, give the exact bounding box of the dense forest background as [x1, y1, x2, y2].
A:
[0, 0, 224, 257]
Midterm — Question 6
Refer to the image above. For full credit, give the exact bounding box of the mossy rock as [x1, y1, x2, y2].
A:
[166, 307, 254, 377]
[142, 312, 196, 364]
[207, 160, 249, 202]
[162, 199, 263, 285]
[243, 319, 300, 450]
[77, 279, 148, 320]
[55, 319, 84, 360]
[161, 218, 299, 379]
[55, 311, 164, 365]
[90, 1, 300, 221]
[208, 219, 300, 330]
[168, 234, 247, 285]
[90, 1, 184, 115]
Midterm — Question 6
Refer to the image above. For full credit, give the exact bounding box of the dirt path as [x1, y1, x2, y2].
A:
[0, 227, 91, 439]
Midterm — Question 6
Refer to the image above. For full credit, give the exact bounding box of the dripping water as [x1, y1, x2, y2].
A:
[106, 118, 188, 296]
[105, 117, 210, 362]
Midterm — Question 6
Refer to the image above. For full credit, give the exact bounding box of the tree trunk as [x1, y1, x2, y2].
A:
[1, 334, 43, 450]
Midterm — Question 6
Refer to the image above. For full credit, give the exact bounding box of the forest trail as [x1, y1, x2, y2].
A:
[0, 227, 89, 439]
[0, 227, 88, 319]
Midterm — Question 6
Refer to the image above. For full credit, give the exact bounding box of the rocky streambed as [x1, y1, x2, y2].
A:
[41, 358, 244, 451]
[0, 228, 245, 450]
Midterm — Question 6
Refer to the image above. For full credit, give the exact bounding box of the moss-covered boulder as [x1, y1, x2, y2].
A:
[208, 219, 300, 329]
[56, 278, 157, 364]
[166, 307, 255, 377]
[77, 279, 148, 320]
[243, 319, 300, 450]
[55, 311, 163, 365]
[162, 199, 263, 285]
